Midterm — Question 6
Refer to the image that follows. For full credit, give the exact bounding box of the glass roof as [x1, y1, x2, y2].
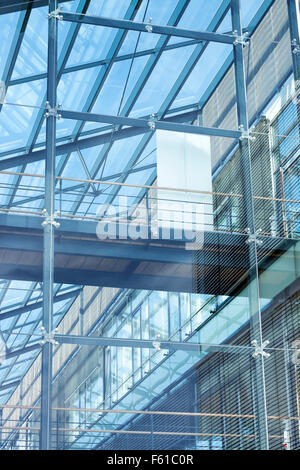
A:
[0, 0, 269, 403]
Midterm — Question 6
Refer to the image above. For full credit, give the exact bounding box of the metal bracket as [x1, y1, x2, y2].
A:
[239, 124, 256, 141]
[251, 339, 270, 359]
[40, 326, 59, 346]
[245, 227, 263, 246]
[41, 209, 61, 228]
[233, 30, 249, 46]
[148, 113, 156, 131]
[48, 6, 63, 21]
[291, 39, 300, 55]
[45, 101, 62, 119]
[145, 18, 153, 33]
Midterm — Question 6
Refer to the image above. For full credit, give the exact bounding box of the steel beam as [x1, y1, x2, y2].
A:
[61, 11, 235, 45]
[60, 108, 241, 138]
[54, 333, 252, 356]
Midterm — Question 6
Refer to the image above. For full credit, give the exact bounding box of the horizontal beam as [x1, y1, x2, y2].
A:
[61, 11, 236, 45]
[0, 214, 292, 293]
[0, 263, 195, 293]
[0, 109, 199, 171]
[0, 232, 195, 265]
[54, 333, 252, 355]
[0, 288, 80, 321]
[60, 109, 241, 139]
[0, 212, 289, 250]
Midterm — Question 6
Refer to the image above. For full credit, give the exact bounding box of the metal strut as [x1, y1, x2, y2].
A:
[251, 340, 270, 359]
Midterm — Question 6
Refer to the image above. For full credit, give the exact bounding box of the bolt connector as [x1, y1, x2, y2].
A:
[45, 101, 62, 119]
[233, 30, 249, 46]
[252, 339, 270, 359]
[245, 227, 263, 246]
[40, 326, 59, 346]
[153, 334, 161, 351]
[148, 113, 156, 131]
[292, 39, 300, 55]
[239, 124, 256, 141]
[48, 6, 63, 21]
[41, 209, 61, 229]
[145, 18, 153, 33]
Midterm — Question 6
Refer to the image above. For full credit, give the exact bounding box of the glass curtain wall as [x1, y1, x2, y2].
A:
[0, 0, 299, 451]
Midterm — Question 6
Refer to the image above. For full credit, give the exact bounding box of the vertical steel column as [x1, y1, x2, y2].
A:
[231, 0, 269, 450]
[287, 0, 300, 83]
[40, 0, 58, 450]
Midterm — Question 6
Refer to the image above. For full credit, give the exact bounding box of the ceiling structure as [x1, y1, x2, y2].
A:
[0, 0, 276, 411]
